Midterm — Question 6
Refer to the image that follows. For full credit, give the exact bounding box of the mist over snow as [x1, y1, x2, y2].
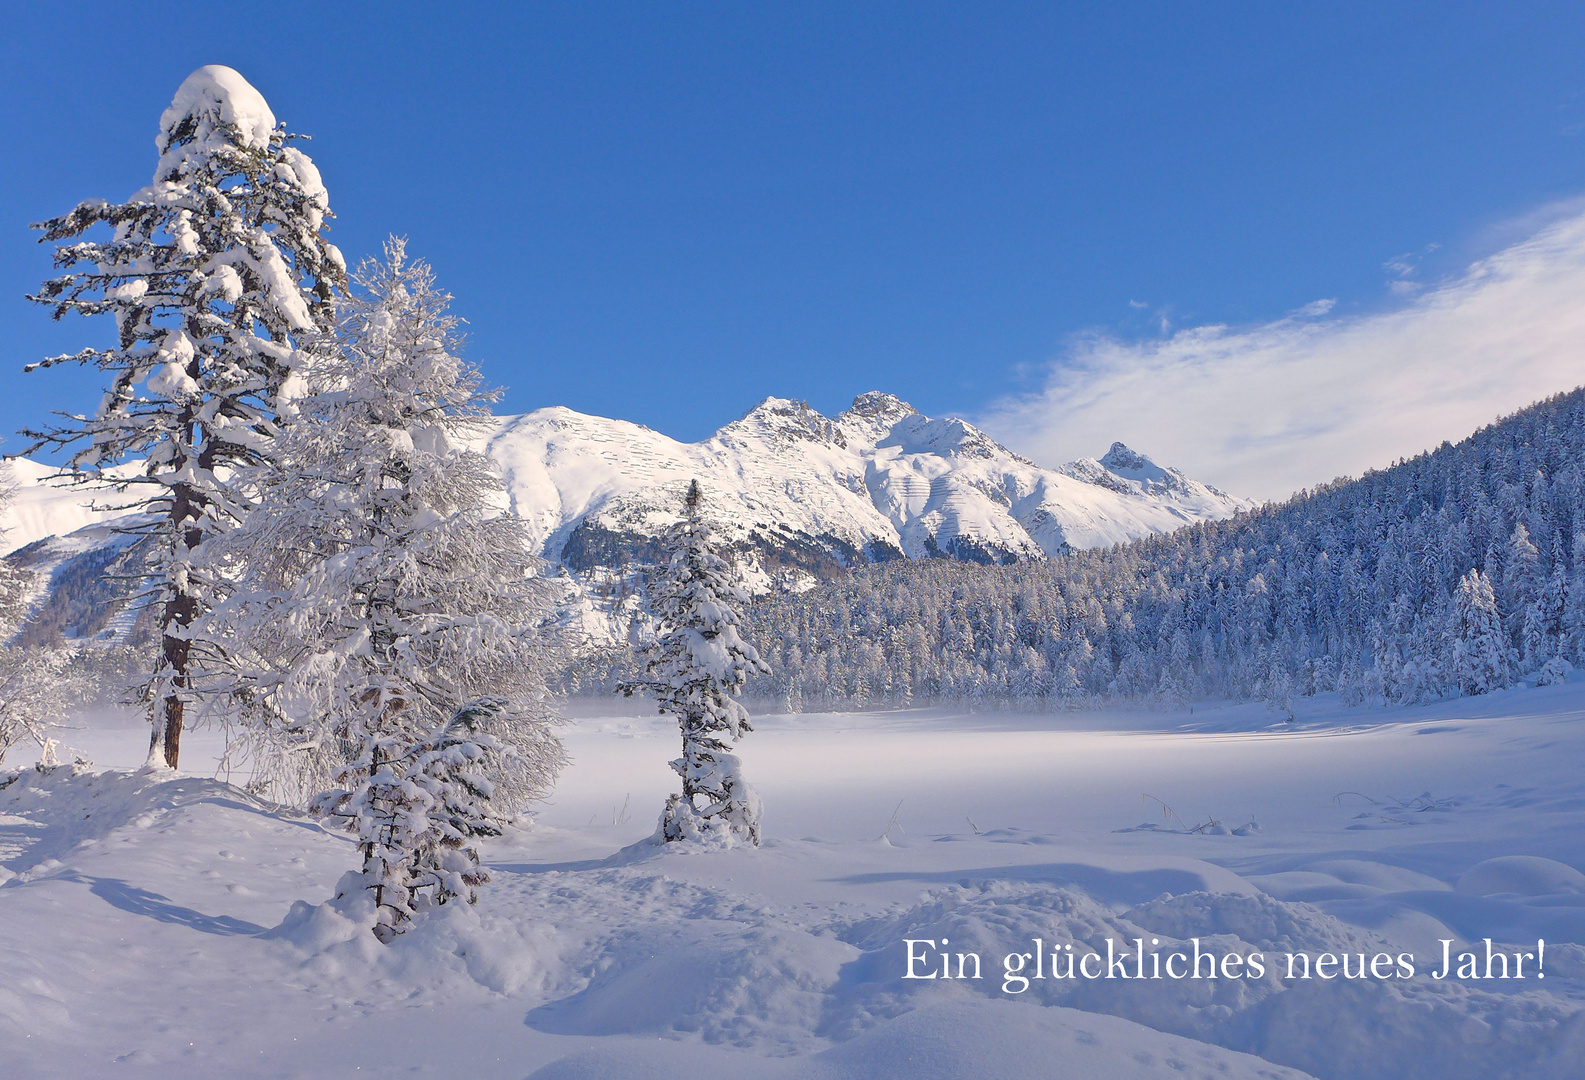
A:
[977, 202, 1585, 501]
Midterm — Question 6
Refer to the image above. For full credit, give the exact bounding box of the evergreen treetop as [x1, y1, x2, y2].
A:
[22, 65, 344, 768]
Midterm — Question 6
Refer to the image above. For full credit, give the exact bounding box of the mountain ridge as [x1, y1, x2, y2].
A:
[3, 392, 1253, 645]
[486, 391, 1252, 585]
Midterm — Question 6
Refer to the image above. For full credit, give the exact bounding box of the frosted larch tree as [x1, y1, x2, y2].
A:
[207, 239, 565, 936]
[23, 66, 344, 768]
[622, 480, 770, 845]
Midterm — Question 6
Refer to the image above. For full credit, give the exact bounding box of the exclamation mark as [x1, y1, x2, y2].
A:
[1537, 939, 1545, 979]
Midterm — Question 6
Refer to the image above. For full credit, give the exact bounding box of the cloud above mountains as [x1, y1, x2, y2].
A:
[977, 203, 1585, 502]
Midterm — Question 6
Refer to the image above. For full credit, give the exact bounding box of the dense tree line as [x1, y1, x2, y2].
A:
[567, 387, 1585, 713]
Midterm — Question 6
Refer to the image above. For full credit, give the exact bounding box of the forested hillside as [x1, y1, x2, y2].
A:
[570, 387, 1585, 712]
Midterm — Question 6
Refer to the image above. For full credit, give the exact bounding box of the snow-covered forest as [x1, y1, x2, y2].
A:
[2, 67, 578, 931]
[567, 388, 1585, 713]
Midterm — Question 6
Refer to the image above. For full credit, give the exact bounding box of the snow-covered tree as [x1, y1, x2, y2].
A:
[1448, 569, 1512, 696]
[0, 648, 102, 768]
[1261, 659, 1295, 721]
[1502, 522, 1542, 621]
[206, 240, 564, 928]
[23, 66, 344, 768]
[622, 481, 770, 845]
[209, 239, 564, 797]
[311, 698, 520, 940]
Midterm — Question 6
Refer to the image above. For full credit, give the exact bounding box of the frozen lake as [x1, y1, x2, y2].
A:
[3, 686, 1584, 1078]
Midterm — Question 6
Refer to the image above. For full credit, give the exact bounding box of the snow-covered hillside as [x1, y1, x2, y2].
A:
[490, 392, 1251, 584]
[0, 459, 141, 556]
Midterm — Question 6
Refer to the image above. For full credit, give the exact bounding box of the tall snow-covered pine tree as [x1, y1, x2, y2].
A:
[623, 481, 770, 846]
[23, 66, 344, 768]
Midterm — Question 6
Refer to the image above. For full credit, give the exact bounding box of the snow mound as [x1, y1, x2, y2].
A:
[268, 870, 566, 997]
[820, 880, 1585, 1080]
[1124, 891, 1389, 955]
[526, 997, 1319, 1079]
[1455, 856, 1585, 897]
[527, 923, 857, 1050]
[157, 65, 276, 154]
[266, 871, 384, 955]
[0, 764, 261, 879]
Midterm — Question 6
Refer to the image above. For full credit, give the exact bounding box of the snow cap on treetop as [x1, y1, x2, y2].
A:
[157, 65, 277, 156]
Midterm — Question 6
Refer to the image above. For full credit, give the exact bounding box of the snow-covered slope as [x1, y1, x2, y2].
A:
[489, 392, 1252, 585]
[0, 459, 141, 555]
[5, 686, 1585, 1079]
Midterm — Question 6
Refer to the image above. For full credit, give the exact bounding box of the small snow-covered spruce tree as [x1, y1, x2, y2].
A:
[206, 239, 565, 932]
[311, 699, 517, 941]
[22, 66, 344, 769]
[621, 481, 770, 845]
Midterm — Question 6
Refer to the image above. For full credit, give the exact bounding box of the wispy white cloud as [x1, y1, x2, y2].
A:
[976, 204, 1585, 501]
[1383, 243, 1441, 296]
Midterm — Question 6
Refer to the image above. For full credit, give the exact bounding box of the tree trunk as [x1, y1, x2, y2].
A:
[152, 470, 202, 770]
[157, 690, 184, 769]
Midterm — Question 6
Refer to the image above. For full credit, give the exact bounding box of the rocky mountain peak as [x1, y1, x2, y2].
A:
[719, 396, 847, 448]
[1099, 442, 1151, 472]
[843, 391, 918, 422]
[837, 392, 921, 445]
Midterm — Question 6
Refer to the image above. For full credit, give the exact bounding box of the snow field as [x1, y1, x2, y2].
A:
[3, 685, 1585, 1078]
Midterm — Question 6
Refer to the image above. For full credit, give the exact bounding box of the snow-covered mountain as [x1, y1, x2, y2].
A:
[3, 393, 1251, 644]
[1, 459, 142, 556]
[490, 392, 1251, 589]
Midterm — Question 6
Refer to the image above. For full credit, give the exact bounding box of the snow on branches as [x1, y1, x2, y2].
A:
[23, 66, 344, 769]
[0, 648, 100, 769]
[622, 481, 770, 846]
[206, 239, 564, 932]
[1449, 569, 1513, 696]
[311, 699, 518, 941]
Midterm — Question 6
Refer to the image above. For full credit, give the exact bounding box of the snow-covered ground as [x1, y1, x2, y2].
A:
[4, 688, 1584, 1079]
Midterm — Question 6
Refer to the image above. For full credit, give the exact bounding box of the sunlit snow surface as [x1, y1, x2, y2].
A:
[4, 687, 1585, 1078]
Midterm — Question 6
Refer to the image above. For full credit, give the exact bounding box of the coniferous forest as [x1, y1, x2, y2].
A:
[564, 388, 1585, 714]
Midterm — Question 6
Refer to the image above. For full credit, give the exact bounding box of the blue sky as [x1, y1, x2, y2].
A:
[5, 3, 1585, 494]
